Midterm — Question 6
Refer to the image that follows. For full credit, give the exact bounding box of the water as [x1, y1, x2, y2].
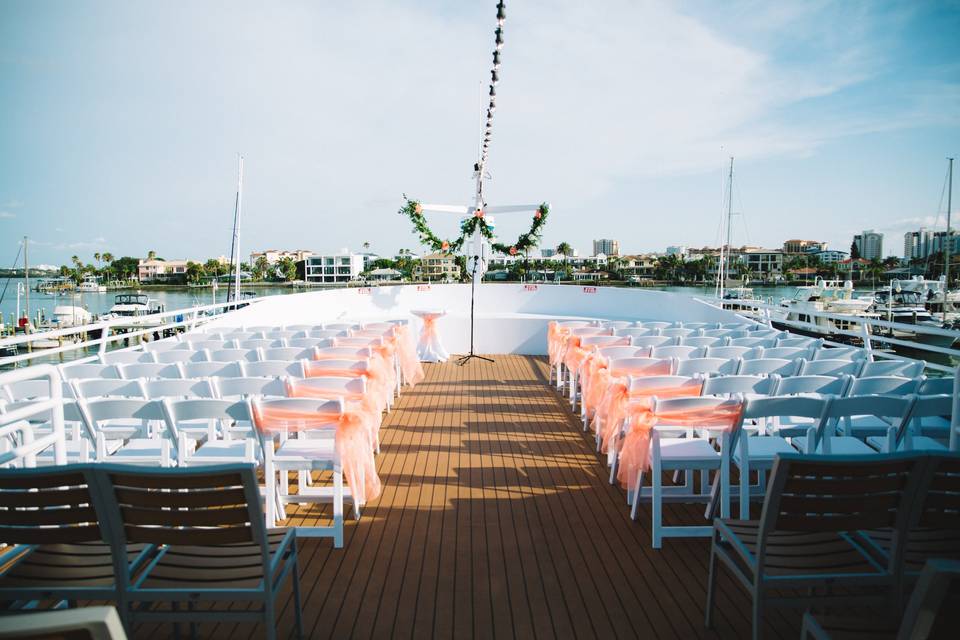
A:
[0, 281, 299, 328]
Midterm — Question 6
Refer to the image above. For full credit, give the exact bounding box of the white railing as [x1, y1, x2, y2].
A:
[0, 297, 267, 368]
[700, 296, 960, 374]
[0, 364, 66, 467]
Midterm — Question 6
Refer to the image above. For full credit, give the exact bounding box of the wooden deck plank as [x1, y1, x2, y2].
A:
[151, 354, 801, 640]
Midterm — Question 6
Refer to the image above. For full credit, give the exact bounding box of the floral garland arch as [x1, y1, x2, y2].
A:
[398, 196, 549, 256]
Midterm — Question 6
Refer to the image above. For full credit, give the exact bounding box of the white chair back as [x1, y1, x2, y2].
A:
[798, 359, 863, 377]
[674, 357, 738, 377]
[179, 361, 244, 379]
[651, 345, 703, 360]
[153, 350, 210, 364]
[207, 349, 259, 363]
[119, 363, 182, 380]
[60, 364, 120, 380]
[214, 377, 288, 399]
[72, 379, 145, 400]
[100, 351, 153, 365]
[142, 378, 217, 400]
[737, 358, 800, 377]
[241, 361, 306, 378]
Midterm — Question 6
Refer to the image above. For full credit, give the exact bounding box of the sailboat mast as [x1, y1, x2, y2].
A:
[720, 157, 734, 300]
[944, 156, 954, 321]
[231, 155, 244, 304]
[23, 236, 29, 327]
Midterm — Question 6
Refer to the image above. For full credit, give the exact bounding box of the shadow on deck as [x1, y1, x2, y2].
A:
[144, 355, 800, 640]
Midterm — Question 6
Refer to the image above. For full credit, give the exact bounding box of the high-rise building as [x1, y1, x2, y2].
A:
[903, 229, 934, 259]
[665, 245, 686, 256]
[853, 230, 883, 260]
[592, 239, 620, 256]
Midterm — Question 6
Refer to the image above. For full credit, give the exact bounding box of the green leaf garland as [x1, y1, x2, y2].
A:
[398, 195, 549, 256]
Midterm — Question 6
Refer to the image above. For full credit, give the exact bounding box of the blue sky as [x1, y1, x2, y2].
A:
[1, 0, 958, 267]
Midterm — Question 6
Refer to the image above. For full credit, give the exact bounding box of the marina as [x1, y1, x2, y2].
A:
[2, 1, 959, 638]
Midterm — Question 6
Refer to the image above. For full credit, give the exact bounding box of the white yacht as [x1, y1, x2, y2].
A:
[76, 275, 107, 293]
[103, 292, 166, 328]
[771, 278, 876, 340]
[869, 286, 955, 348]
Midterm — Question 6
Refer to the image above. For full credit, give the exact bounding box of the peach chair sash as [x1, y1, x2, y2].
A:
[251, 404, 382, 504]
[395, 325, 425, 386]
[305, 357, 392, 413]
[591, 360, 674, 450]
[547, 322, 571, 366]
[616, 396, 743, 488]
[579, 340, 632, 414]
[285, 378, 382, 446]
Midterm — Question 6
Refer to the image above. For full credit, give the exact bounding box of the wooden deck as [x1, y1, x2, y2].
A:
[171, 355, 801, 639]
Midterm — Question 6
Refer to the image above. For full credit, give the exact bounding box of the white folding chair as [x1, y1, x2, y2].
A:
[2, 379, 76, 402]
[639, 321, 672, 331]
[179, 361, 244, 378]
[701, 375, 777, 399]
[737, 358, 800, 377]
[813, 346, 867, 361]
[836, 376, 922, 439]
[858, 359, 925, 378]
[72, 378, 146, 400]
[99, 350, 153, 365]
[208, 348, 259, 363]
[260, 347, 316, 362]
[756, 346, 812, 361]
[661, 328, 695, 339]
[705, 346, 755, 360]
[680, 336, 721, 349]
[119, 362, 182, 380]
[728, 395, 832, 519]
[613, 327, 653, 338]
[153, 349, 210, 364]
[252, 397, 348, 545]
[241, 360, 306, 378]
[866, 394, 953, 453]
[651, 345, 704, 360]
[59, 363, 120, 381]
[793, 395, 915, 455]
[798, 358, 863, 377]
[674, 358, 738, 377]
[160, 397, 258, 467]
[308, 329, 349, 339]
[287, 337, 332, 350]
[630, 336, 675, 349]
[78, 398, 172, 465]
[142, 378, 217, 400]
[776, 336, 822, 349]
[142, 338, 189, 353]
[627, 395, 744, 548]
[186, 339, 230, 351]
[213, 377, 288, 400]
[235, 339, 284, 350]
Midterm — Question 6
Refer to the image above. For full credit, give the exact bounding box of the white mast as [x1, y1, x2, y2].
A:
[943, 156, 954, 321]
[23, 235, 29, 328]
[230, 155, 244, 304]
[718, 157, 734, 300]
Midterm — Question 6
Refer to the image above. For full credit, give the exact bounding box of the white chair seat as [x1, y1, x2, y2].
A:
[658, 438, 721, 465]
[791, 436, 875, 455]
[864, 435, 948, 453]
[836, 416, 894, 439]
[191, 440, 252, 459]
[109, 438, 167, 461]
[733, 437, 794, 465]
[273, 438, 338, 470]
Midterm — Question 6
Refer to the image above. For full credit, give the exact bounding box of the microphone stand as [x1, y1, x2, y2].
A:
[456, 254, 494, 366]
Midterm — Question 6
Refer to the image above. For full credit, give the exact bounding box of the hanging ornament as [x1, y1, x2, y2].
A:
[474, 209, 485, 218]
[509, 246, 518, 256]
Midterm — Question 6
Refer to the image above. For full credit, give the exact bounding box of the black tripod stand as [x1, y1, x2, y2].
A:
[456, 255, 494, 366]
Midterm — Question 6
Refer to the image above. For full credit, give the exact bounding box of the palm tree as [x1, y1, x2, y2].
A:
[362, 241, 370, 251]
[866, 258, 885, 289]
[147, 250, 157, 261]
[93, 252, 101, 270]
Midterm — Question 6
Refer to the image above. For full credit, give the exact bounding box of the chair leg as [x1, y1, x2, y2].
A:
[291, 545, 304, 640]
[752, 591, 763, 640]
[739, 463, 750, 520]
[651, 461, 663, 548]
[630, 470, 644, 517]
[333, 468, 344, 548]
[264, 597, 277, 640]
[705, 533, 718, 628]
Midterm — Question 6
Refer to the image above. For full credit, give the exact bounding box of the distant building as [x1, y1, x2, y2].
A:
[619, 254, 658, 279]
[303, 252, 365, 284]
[737, 249, 784, 280]
[138, 259, 190, 282]
[853, 230, 883, 260]
[415, 253, 459, 281]
[928, 230, 960, 258]
[810, 249, 848, 264]
[249, 249, 313, 265]
[366, 268, 403, 282]
[903, 229, 933, 259]
[592, 239, 620, 256]
[540, 248, 556, 258]
[665, 245, 686, 256]
[783, 239, 827, 254]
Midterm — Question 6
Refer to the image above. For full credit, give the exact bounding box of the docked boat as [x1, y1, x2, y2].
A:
[867, 286, 956, 348]
[770, 278, 876, 341]
[101, 292, 166, 328]
[76, 275, 107, 293]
